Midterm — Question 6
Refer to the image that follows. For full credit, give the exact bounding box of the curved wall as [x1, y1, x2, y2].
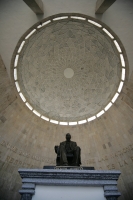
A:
[0, 0, 133, 200]
[0, 0, 133, 77]
[0, 54, 133, 199]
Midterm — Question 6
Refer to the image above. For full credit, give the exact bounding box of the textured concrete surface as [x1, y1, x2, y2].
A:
[95, 0, 116, 14]
[0, 1, 133, 200]
[23, 0, 44, 14]
[0, 0, 133, 78]
[0, 56, 133, 199]
[16, 16, 120, 122]
[0, 56, 16, 113]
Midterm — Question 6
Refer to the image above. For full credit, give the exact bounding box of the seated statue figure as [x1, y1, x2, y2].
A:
[55, 133, 81, 166]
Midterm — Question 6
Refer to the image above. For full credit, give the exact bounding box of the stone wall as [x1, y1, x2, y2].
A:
[0, 0, 133, 199]
[0, 58, 133, 199]
[0, 0, 133, 78]
[0, 56, 16, 113]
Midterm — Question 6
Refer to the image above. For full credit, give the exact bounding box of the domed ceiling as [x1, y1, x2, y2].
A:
[13, 14, 124, 123]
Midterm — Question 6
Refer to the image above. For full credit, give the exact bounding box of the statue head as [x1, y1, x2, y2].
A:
[66, 133, 71, 141]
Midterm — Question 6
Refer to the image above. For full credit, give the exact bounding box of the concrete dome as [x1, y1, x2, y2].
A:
[14, 14, 121, 122]
[0, 1, 133, 200]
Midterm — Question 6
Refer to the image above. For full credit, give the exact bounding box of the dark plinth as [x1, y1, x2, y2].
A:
[43, 166, 95, 170]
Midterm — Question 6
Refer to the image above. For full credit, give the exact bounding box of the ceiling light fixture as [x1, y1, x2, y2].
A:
[87, 116, 96, 122]
[118, 81, 124, 93]
[104, 102, 112, 111]
[121, 68, 125, 81]
[120, 54, 125, 67]
[42, 20, 51, 27]
[15, 81, 20, 92]
[33, 110, 41, 117]
[97, 110, 105, 117]
[14, 68, 17, 80]
[78, 120, 87, 124]
[53, 16, 68, 21]
[25, 29, 36, 39]
[69, 122, 77, 125]
[59, 122, 68, 125]
[111, 93, 119, 103]
[50, 119, 59, 124]
[41, 116, 49, 121]
[114, 40, 122, 53]
[14, 55, 19, 67]
[19, 92, 26, 102]
[71, 16, 86, 20]
[88, 20, 102, 27]
[103, 28, 114, 39]
[26, 102, 33, 110]
[18, 41, 25, 53]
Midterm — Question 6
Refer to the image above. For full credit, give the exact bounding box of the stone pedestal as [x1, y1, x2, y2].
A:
[18, 167, 121, 200]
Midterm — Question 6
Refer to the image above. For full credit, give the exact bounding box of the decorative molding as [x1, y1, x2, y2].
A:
[18, 169, 121, 180]
[18, 168, 121, 200]
[22, 183, 35, 189]
[22, 178, 117, 186]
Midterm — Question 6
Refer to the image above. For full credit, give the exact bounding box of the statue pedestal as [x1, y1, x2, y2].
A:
[18, 167, 121, 200]
[43, 165, 95, 170]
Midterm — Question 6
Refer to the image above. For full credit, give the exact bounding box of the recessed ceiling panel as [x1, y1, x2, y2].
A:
[12, 14, 125, 123]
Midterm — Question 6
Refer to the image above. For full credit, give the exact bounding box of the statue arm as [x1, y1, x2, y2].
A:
[72, 141, 77, 147]
[55, 142, 65, 155]
[60, 142, 65, 147]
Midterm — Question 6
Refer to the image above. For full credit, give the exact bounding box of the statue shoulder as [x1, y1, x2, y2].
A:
[60, 141, 66, 146]
[71, 141, 77, 145]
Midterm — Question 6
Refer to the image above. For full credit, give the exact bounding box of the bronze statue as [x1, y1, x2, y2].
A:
[55, 133, 81, 166]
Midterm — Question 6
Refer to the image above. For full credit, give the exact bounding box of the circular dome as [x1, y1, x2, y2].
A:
[12, 14, 126, 124]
